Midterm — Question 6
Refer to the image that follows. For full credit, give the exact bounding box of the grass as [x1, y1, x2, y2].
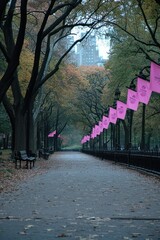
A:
[0, 149, 12, 160]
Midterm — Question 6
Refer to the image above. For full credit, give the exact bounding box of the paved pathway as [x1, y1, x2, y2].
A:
[0, 152, 160, 239]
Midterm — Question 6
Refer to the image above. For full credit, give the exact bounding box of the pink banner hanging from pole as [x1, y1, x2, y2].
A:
[81, 136, 86, 144]
[127, 89, 139, 111]
[93, 126, 97, 138]
[102, 116, 110, 129]
[109, 107, 117, 124]
[86, 135, 90, 141]
[83, 136, 87, 143]
[95, 125, 101, 136]
[81, 135, 90, 144]
[150, 62, 160, 93]
[116, 101, 127, 120]
[137, 77, 152, 104]
[91, 133, 94, 139]
[99, 121, 104, 133]
[91, 127, 96, 139]
[48, 130, 56, 137]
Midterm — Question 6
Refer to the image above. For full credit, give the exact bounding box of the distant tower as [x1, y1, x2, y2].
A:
[76, 33, 100, 66]
[66, 35, 77, 64]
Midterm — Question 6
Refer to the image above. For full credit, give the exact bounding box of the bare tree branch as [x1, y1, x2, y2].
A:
[0, 0, 28, 102]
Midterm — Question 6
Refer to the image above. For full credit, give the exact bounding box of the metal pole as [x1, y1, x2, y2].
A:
[117, 119, 120, 150]
[141, 103, 146, 150]
[129, 110, 133, 149]
[105, 129, 108, 150]
[111, 124, 113, 150]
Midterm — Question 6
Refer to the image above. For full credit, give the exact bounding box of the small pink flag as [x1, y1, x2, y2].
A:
[48, 130, 56, 137]
[91, 127, 96, 139]
[109, 107, 117, 124]
[102, 116, 110, 129]
[99, 121, 104, 133]
[93, 126, 97, 138]
[91, 133, 95, 139]
[116, 101, 127, 120]
[150, 62, 160, 93]
[95, 125, 101, 135]
[87, 135, 90, 141]
[81, 137, 86, 144]
[127, 89, 139, 111]
[82, 136, 87, 143]
[137, 77, 152, 104]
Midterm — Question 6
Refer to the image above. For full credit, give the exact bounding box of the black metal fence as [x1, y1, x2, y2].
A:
[82, 149, 160, 173]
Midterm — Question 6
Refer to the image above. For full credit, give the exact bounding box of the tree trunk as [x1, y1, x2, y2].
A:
[140, 104, 146, 150]
[14, 108, 27, 151]
[37, 121, 41, 149]
[28, 111, 37, 154]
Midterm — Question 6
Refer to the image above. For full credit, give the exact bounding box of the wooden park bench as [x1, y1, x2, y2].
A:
[39, 148, 50, 160]
[14, 150, 36, 169]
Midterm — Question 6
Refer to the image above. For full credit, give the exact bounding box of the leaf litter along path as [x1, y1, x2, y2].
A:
[0, 154, 56, 193]
[0, 151, 160, 240]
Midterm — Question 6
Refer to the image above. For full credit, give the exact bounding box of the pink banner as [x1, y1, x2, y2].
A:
[86, 135, 90, 141]
[48, 130, 56, 137]
[137, 77, 152, 104]
[91, 127, 96, 139]
[95, 125, 101, 136]
[116, 101, 127, 120]
[81, 137, 86, 144]
[91, 133, 95, 139]
[99, 121, 104, 133]
[81, 135, 90, 144]
[109, 107, 117, 124]
[150, 62, 160, 93]
[127, 89, 139, 111]
[84, 136, 87, 143]
[102, 116, 110, 129]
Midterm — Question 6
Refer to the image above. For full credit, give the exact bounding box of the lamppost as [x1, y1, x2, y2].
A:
[114, 87, 121, 150]
[127, 79, 136, 150]
[138, 71, 149, 151]
[139, 72, 148, 151]
[102, 108, 109, 150]
[127, 72, 148, 151]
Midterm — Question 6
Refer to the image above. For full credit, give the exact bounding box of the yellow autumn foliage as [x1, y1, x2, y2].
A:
[18, 40, 34, 96]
